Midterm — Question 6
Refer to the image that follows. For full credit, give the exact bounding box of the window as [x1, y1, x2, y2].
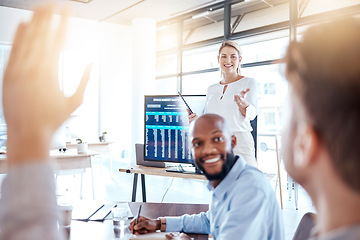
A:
[242, 63, 288, 134]
[264, 83, 277, 95]
[240, 37, 288, 64]
[156, 53, 177, 76]
[157, 23, 178, 52]
[152, 77, 178, 95]
[263, 112, 276, 127]
[182, 45, 219, 73]
[182, 71, 220, 95]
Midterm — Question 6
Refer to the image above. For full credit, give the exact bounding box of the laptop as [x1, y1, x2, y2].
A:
[135, 143, 165, 168]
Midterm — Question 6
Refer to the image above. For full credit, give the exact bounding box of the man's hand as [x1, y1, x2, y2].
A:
[166, 233, 192, 240]
[234, 88, 250, 117]
[3, 4, 91, 166]
[187, 109, 198, 124]
[129, 216, 160, 234]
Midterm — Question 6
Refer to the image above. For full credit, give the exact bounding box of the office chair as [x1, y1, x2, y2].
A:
[250, 116, 258, 160]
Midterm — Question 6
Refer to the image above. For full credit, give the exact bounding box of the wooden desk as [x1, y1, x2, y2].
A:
[51, 149, 99, 171]
[0, 150, 99, 199]
[119, 165, 207, 202]
[0, 150, 99, 174]
[66, 142, 115, 177]
[66, 142, 113, 153]
[70, 202, 209, 240]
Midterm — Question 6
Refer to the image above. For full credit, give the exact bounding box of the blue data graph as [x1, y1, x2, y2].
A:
[144, 95, 206, 164]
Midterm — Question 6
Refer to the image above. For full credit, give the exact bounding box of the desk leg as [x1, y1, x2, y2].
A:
[141, 174, 146, 202]
[132, 173, 138, 202]
[107, 145, 115, 180]
[109, 154, 114, 179]
[80, 172, 84, 200]
[91, 163, 95, 200]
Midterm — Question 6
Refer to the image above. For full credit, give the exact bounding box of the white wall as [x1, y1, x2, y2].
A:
[98, 22, 133, 159]
[0, 6, 133, 159]
[130, 18, 156, 159]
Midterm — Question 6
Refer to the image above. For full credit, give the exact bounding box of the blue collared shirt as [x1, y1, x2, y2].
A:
[165, 156, 284, 240]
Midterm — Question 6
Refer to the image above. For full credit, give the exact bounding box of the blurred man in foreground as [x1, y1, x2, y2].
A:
[0, 4, 90, 240]
[282, 17, 360, 239]
[130, 113, 284, 240]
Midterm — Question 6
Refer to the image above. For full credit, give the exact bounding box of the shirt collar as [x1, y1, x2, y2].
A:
[207, 155, 248, 199]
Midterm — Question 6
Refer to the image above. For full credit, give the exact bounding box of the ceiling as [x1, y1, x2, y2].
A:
[0, 0, 229, 25]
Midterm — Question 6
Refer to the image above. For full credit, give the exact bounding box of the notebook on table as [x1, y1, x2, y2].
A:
[72, 201, 133, 222]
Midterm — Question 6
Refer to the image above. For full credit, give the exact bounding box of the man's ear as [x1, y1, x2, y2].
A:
[231, 135, 237, 149]
[293, 123, 318, 168]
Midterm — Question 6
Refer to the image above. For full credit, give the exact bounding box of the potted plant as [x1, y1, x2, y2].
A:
[76, 138, 88, 154]
[102, 132, 108, 142]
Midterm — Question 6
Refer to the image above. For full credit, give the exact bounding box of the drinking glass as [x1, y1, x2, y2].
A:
[112, 206, 128, 229]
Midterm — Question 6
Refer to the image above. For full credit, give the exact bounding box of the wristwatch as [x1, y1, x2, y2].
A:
[158, 217, 166, 232]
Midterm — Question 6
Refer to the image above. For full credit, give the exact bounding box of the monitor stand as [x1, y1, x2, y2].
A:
[166, 164, 203, 174]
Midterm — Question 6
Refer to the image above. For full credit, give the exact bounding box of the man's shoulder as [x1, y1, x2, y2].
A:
[232, 165, 274, 196]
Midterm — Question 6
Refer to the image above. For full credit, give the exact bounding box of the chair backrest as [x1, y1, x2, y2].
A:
[293, 212, 316, 240]
[250, 116, 257, 159]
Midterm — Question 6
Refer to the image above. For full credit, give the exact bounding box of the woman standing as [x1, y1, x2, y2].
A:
[189, 40, 258, 167]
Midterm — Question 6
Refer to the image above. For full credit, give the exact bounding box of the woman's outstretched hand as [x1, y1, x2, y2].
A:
[234, 88, 250, 117]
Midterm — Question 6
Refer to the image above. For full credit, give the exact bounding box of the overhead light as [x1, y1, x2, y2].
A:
[192, 10, 210, 19]
[69, 0, 93, 3]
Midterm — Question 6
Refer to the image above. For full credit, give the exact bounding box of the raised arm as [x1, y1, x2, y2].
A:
[4, 4, 91, 165]
[0, 4, 91, 240]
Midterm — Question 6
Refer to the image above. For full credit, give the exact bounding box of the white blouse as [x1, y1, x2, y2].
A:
[204, 77, 258, 132]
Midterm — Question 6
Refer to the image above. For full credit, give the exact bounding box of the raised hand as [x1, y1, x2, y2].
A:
[234, 88, 250, 116]
[3, 4, 91, 165]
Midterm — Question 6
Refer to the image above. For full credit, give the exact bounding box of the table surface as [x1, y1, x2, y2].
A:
[66, 142, 114, 147]
[70, 202, 209, 240]
[0, 150, 99, 173]
[119, 165, 207, 180]
[50, 149, 100, 158]
[0, 149, 99, 159]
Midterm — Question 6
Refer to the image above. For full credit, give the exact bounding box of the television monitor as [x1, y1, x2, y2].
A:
[144, 95, 206, 165]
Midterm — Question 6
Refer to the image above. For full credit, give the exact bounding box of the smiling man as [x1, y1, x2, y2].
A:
[130, 114, 284, 240]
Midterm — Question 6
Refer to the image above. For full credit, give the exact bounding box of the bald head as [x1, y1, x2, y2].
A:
[189, 114, 235, 150]
[189, 114, 237, 182]
[190, 114, 229, 138]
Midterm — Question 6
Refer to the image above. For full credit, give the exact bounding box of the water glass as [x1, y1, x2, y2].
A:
[112, 206, 128, 229]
